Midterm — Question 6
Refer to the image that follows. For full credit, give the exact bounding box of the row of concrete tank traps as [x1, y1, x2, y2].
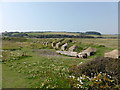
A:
[42, 42, 49, 46]
[56, 47, 96, 58]
[33, 41, 49, 46]
[57, 48, 120, 59]
[51, 39, 75, 50]
[38, 40, 119, 59]
[52, 41, 68, 50]
[51, 39, 65, 48]
[36, 39, 69, 48]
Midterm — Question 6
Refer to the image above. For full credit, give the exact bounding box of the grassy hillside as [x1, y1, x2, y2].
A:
[3, 31, 118, 39]
[2, 37, 119, 88]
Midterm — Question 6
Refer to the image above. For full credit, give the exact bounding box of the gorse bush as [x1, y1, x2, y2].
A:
[68, 73, 118, 89]
[69, 57, 120, 89]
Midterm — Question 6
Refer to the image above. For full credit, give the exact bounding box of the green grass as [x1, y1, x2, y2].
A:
[101, 34, 118, 38]
[74, 38, 118, 49]
[26, 32, 79, 36]
[3, 65, 31, 88]
[2, 37, 118, 88]
[2, 48, 84, 88]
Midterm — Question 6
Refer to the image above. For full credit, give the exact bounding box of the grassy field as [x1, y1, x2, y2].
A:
[25, 32, 118, 38]
[26, 32, 79, 36]
[2, 36, 118, 88]
[87, 34, 118, 38]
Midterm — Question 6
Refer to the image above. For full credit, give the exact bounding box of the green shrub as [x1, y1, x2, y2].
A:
[69, 57, 120, 88]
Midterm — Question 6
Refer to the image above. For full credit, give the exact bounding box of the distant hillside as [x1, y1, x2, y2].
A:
[2, 31, 118, 39]
[26, 32, 80, 36]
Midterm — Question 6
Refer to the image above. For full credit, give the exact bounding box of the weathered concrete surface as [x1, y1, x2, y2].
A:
[56, 51, 78, 57]
[61, 43, 68, 51]
[56, 47, 96, 58]
[51, 42, 56, 48]
[81, 47, 96, 56]
[104, 49, 120, 59]
[68, 45, 77, 52]
[55, 42, 61, 49]
[77, 52, 87, 58]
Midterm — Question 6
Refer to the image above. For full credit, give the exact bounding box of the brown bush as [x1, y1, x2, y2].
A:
[69, 57, 120, 87]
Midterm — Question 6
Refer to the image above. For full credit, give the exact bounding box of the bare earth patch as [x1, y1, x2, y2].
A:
[33, 49, 61, 57]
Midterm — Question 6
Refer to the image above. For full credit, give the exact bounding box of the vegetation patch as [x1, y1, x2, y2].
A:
[2, 35, 118, 88]
[69, 57, 120, 89]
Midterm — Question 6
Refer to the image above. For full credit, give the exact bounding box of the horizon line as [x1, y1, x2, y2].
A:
[1, 30, 118, 35]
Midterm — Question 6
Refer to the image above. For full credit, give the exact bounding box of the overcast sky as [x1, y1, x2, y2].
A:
[0, 2, 118, 34]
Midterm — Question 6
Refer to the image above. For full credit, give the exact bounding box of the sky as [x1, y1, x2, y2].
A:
[0, 2, 118, 34]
